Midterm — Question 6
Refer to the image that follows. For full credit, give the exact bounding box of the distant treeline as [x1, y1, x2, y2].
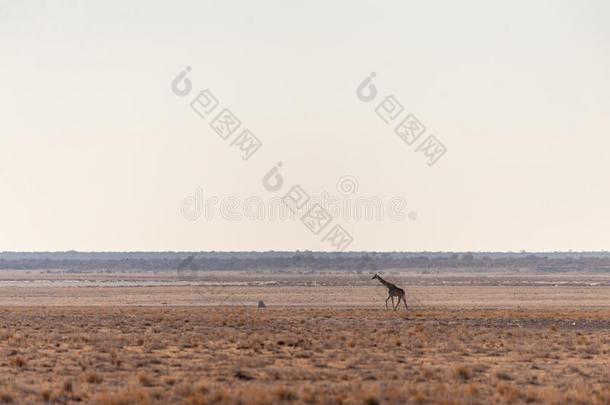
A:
[0, 251, 609, 272]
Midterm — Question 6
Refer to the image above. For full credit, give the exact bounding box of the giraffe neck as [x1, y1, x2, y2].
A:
[376, 276, 395, 289]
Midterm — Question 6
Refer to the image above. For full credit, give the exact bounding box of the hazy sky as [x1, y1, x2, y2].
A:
[1, 0, 609, 251]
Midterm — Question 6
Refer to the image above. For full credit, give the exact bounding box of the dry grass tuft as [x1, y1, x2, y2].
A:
[85, 371, 103, 384]
[10, 357, 25, 368]
[138, 372, 155, 387]
[453, 365, 471, 381]
[94, 388, 150, 405]
[0, 390, 13, 404]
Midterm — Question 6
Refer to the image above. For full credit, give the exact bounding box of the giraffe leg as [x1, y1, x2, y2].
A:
[385, 295, 391, 310]
[403, 296, 408, 310]
[393, 297, 400, 311]
[391, 296, 395, 310]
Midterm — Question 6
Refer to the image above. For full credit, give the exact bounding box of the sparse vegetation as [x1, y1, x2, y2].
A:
[0, 307, 606, 404]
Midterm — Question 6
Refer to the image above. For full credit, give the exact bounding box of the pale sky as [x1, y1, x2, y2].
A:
[1, 0, 609, 252]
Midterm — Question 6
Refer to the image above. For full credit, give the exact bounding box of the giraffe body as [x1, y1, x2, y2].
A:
[372, 274, 408, 310]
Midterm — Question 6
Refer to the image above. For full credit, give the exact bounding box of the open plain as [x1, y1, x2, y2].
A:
[0, 307, 608, 404]
[0, 270, 608, 404]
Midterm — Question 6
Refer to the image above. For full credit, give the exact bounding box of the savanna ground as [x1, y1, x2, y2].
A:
[0, 271, 608, 404]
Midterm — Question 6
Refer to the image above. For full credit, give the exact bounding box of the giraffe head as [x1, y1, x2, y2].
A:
[371, 274, 379, 280]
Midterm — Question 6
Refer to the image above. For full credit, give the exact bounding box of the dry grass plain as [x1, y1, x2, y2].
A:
[0, 270, 608, 404]
[0, 306, 608, 405]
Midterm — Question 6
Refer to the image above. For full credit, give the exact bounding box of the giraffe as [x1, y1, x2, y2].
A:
[372, 274, 408, 310]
